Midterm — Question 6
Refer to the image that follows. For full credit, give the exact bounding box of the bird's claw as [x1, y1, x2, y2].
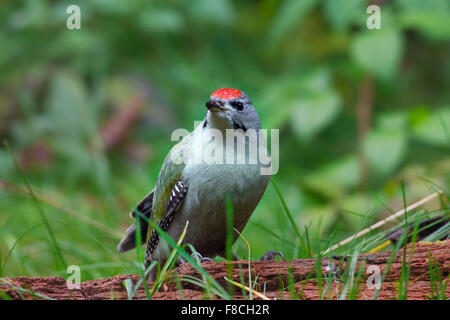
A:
[323, 262, 341, 282]
[259, 250, 285, 261]
[191, 252, 213, 262]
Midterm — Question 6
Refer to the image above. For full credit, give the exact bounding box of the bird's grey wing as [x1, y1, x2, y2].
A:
[146, 180, 189, 256]
[118, 131, 191, 254]
[117, 189, 155, 253]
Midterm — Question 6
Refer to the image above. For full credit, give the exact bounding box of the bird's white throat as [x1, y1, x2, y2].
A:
[188, 119, 270, 169]
[206, 110, 234, 132]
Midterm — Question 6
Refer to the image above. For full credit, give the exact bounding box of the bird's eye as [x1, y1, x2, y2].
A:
[231, 101, 244, 111]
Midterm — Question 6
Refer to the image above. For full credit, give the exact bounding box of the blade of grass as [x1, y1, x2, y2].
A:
[233, 227, 253, 300]
[0, 289, 12, 300]
[349, 262, 365, 300]
[372, 230, 408, 300]
[0, 180, 123, 239]
[437, 110, 450, 146]
[428, 250, 437, 299]
[322, 191, 442, 255]
[134, 210, 231, 299]
[336, 201, 373, 261]
[0, 223, 44, 277]
[133, 210, 151, 299]
[224, 277, 270, 300]
[225, 195, 234, 261]
[399, 181, 409, 300]
[5, 141, 67, 270]
[0, 278, 55, 300]
[399, 216, 419, 299]
[304, 225, 312, 257]
[340, 208, 384, 221]
[151, 220, 190, 295]
[364, 209, 448, 252]
[225, 195, 235, 296]
[271, 178, 307, 255]
[249, 221, 296, 247]
[123, 279, 133, 299]
[338, 241, 363, 300]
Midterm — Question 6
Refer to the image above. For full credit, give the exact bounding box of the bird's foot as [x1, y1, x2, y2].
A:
[191, 252, 213, 263]
[259, 250, 285, 261]
[323, 262, 341, 282]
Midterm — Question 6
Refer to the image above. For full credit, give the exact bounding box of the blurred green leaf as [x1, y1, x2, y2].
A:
[411, 107, 450, 147]
[44, 71, 102, 184]
[258, 79, 302, 129]
[186, 0, 233, 26]
[339, 193, 373, 226]
[89, 0, 138, 15]
[268, 0, 317, 46]
[378, 111, 409, 131]
[47, 72, 94, 139]
[301, 205, 335, 232]
[304, 156, 359, 198]
[323, 0, 366, 31]
[137, 8, 184, 33]
[351, 29, 403, 80]
[291, 70, 341, 141]
[0, 151, 14, 178]
[397, 0, 450, 39]
[400, 12, 450, 40]
[363, 129, 407, 176]
[51, 32, 103, 57]
[291, 90, 340, 141]
[259, 69, 341, 138]
[397, 0, 448, 11]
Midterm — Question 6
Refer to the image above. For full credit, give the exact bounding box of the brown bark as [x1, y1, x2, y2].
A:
[1, 240, 449, 300]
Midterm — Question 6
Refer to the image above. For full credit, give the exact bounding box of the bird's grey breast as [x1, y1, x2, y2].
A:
[181, 126, 270, 221]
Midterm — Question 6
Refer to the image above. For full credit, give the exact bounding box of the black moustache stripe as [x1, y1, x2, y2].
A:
[232, 120, 247, 132]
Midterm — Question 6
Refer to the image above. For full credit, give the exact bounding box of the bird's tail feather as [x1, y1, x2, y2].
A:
[117, 192, 154, 253]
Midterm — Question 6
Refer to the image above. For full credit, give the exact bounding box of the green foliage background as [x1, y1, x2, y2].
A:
[0, 0, 448, 280]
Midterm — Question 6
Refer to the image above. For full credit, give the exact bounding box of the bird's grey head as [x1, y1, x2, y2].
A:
[205, 88, 261, 131]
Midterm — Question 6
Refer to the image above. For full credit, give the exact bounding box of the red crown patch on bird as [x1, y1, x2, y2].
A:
[210, 88, 242, 100]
